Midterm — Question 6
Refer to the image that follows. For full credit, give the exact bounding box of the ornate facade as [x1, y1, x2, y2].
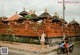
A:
[0, 8, 80, 43]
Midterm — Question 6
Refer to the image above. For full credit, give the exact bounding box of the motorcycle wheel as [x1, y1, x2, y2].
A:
[69, 47, 73, 52]
[57, 48, 62, 54]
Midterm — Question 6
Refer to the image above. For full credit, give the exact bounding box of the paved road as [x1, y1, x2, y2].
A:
[47, 45, 80, 55]
[1, 45, 80, 55]
[8, 51, 25, 55]
[8, 49, 44, 55]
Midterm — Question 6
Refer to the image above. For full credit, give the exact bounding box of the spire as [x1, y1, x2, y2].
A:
[58, 15, 59, 18]
[16, 11, 17, 14]
[61, 16, 63, 19]
[54, 12, 58, 16]
[45, 8, 47, 12]
[23, 7, 25, 11]
[73, 18, 75, 21]
[33, 10, 35, 14]
[29, 10, 33, 15]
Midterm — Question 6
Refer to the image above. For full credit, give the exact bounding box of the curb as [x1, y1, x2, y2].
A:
[0, 41, 58, 53]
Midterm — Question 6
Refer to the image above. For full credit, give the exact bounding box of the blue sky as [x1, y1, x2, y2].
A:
[0, 0, 80, 23]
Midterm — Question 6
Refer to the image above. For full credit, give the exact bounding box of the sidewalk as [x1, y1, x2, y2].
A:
[0, 41, 58, 53]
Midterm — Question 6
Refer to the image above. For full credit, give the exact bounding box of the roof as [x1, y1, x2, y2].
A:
[6, 12, 21, 21]
[52, 12, 61, 22]
[39, 9, 52, 18]
[52, 16, 61, 22]
[19, 11, 28, 15]
[19, 8, 28, 16]
[60, 19, 67, 24]
[31, 13, 38, 19]
[0, 16, 8, 21]
[69, 20, 79, 25]
[18, 17, 26, 20]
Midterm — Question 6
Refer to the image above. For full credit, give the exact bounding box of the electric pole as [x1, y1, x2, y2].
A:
[63, 0, 65, 34]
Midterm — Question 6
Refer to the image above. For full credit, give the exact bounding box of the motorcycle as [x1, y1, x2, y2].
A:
[57, 41, 74, 54]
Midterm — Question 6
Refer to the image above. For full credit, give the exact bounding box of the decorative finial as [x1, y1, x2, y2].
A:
[33, 10, 35, 14]
[73, 18, 75, 21]
[45, 8, 47, 12]
[54, 12, 58, 16]
[58, 15, 59, 18]
[16, 11, 17, 14]
[29, 10, 33, 15]
[23, 7, 25, 11]
[61, 16, 63, 19]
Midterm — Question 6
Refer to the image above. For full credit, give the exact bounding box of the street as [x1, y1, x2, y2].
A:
[47, 45, 80, 55]
[4, 45, 80, 55]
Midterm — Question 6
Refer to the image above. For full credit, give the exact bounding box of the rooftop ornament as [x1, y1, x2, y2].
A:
[19, 7, 28, 17]
[39, 8, 51, 19]
[45, 8, 47, 12]
[54, 12, 58, 16]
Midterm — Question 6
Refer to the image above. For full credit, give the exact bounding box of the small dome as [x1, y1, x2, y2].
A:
[60, 19, 67, 24]
[69, 20, 79, 25]
[19, 8, 28, 16]
[6, 12, 21, 21]
[52, 16, 61, 22]
[59, 16, 67, 24]
[0, 16, 8, 21]
[18, 17, 26, 20]
[31, 14, 38, 19]
[19, 11, 28, 15]
[39, 9, 52, 18]
[31, 11, 38, 19]
[52, 12, 61, 22]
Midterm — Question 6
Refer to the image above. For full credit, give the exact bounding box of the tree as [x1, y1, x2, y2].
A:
[25, 14, 32, 20]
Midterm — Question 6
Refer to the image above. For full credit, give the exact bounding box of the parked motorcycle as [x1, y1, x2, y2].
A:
[57, 41, 74, 54]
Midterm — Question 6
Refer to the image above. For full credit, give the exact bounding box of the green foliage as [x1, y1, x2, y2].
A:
[25, 14, 32, 20]
[19, 38, 29, 43]
[0, 35, 15, 42]
[74, 37, 80, 41]
[0, 34, 40, 44]
[0, 34, 7, 41]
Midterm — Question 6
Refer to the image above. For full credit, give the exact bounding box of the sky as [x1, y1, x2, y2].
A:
[0, 0, 80, 23]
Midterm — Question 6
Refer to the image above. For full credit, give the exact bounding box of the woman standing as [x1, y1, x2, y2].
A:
[40, 31, 46, 49]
